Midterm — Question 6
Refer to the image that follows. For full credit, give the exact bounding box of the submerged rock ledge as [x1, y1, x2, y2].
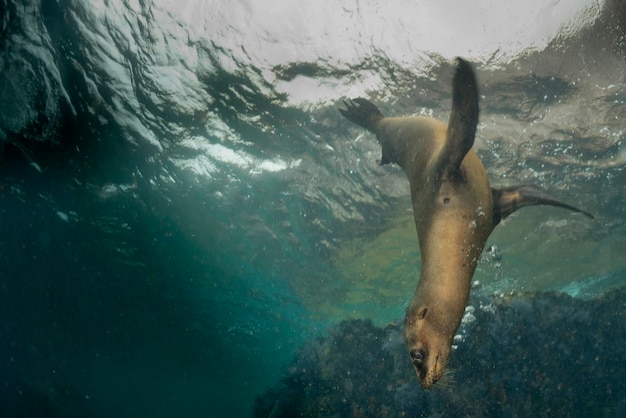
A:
[255, 287, 626, 417]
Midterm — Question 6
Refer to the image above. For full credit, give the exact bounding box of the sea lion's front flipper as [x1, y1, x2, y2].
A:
[492, 184, 594, 225]
[339, 98, 392, 164]
[435, 58, 479, 183]
[339, 98, 384, 133]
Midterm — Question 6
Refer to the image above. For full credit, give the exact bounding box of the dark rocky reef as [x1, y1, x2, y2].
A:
[255, 287, 626, 417]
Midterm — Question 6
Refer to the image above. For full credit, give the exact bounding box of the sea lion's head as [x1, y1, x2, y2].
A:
[403, 305, 452, 389]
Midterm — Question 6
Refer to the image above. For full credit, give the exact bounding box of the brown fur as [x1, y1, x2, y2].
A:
[339, 58, 592, 389]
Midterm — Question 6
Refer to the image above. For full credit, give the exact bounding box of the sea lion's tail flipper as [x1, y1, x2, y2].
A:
[436, 58, 479, 181]
[339, 98, 384, 133]
[492, 184, 594, 225]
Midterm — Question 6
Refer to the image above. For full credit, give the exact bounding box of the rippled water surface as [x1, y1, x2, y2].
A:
[0, 0, 624, 416]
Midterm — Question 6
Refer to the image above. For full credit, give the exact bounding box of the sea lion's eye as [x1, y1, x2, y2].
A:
[410, 350, 424, 363]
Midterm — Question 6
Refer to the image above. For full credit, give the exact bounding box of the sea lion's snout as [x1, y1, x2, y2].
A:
[409, 349, 432, 384]
[410, 350, 442, 389]
[408, 348, 433, 388]
[405, 320, 448, 389]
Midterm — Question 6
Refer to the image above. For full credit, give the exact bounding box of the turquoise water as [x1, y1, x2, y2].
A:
[1, 0, 624, 417]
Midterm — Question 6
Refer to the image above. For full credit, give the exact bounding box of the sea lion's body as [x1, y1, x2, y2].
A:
[339, 58, 592, 389]
[367, 112, 496, 390]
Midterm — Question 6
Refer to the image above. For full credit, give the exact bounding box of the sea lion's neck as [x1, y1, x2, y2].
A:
[411, 200, 492, 334]
[413, 250, 476, 333]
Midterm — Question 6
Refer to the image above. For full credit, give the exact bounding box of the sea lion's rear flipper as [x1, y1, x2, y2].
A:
[339, 98, 384, 133]
[435, 58, 479, 182]
[492, 184, 594, 225]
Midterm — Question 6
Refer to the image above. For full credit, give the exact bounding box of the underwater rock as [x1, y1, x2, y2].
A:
[255, 286, 626, 417]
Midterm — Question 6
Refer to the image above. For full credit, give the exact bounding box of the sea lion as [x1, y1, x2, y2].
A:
[339, 58, 593, 389]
